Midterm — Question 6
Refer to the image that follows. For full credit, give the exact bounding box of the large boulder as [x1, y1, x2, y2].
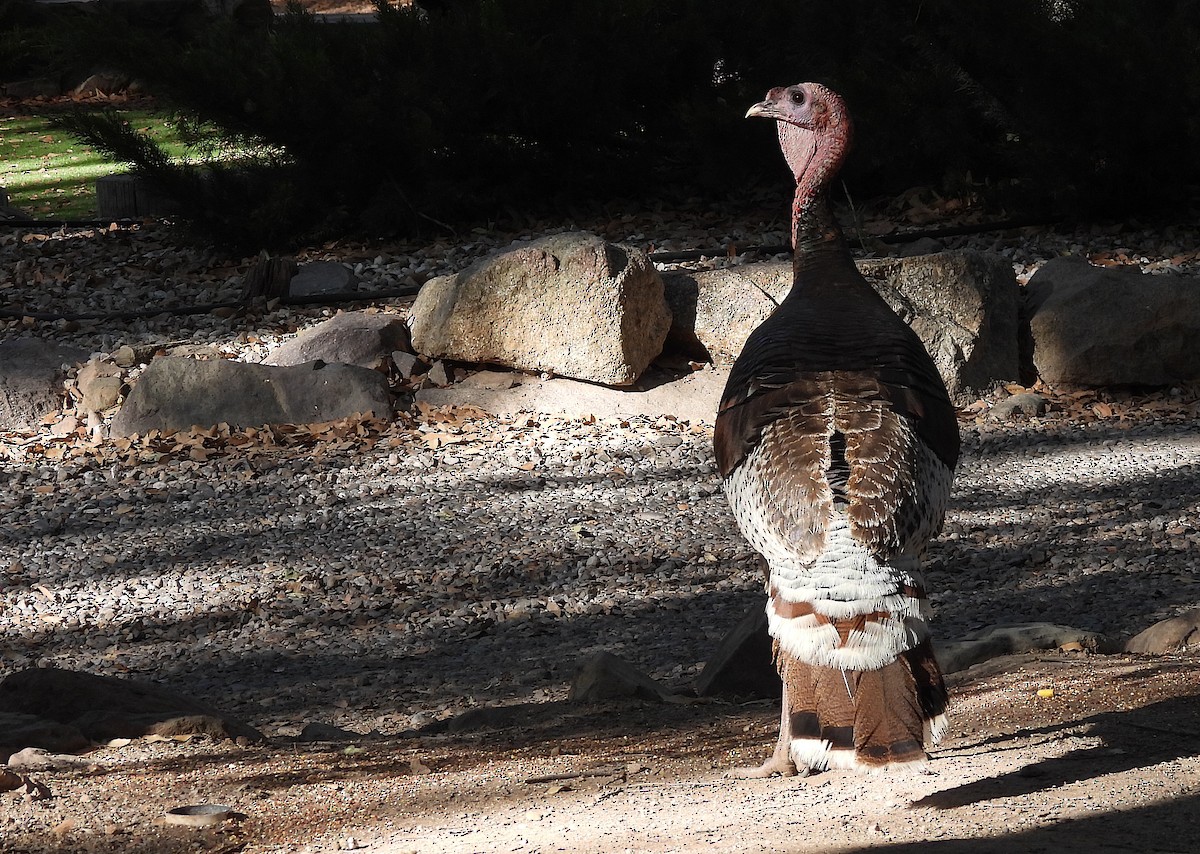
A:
[859, 251, 1020, 397]
[0, 338, 88, 431]
[110, 356, 391, 436]
[0, 667, 262, 761]
[935, 623, 1110, 674]
[568, 652, 671, 703]
[694, 602, 779, 699]
[1125, 609, 1200, 654]
[662, 251, 1019, 398]
[1026, 257, 1200, 386]
[0, 713, 91, 764]
[409, 232, 671, 386]
[661, 264, 790, 362]
[262, 310, 411, 370]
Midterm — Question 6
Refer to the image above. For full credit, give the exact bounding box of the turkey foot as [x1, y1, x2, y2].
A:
[726, 752, 799, 779]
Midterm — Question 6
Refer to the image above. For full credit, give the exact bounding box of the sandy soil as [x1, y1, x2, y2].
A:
[4, 649, 1199, 854]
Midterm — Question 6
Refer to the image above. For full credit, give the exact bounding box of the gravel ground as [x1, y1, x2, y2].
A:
[2, 213, 1199, 852]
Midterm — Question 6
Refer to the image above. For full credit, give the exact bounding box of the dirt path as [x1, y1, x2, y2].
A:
[5, 650, 1199, 853]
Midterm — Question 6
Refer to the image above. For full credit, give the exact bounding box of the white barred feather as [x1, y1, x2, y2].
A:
[767, 604, 928, 670]
[789, 739, 930, 774]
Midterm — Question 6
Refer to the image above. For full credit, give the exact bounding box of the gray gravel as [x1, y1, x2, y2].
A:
[2, 218, 1199, 740]
[2, 407, 1198, 739]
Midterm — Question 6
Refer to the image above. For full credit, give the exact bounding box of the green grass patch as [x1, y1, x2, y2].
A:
[1, 106, 187, 220]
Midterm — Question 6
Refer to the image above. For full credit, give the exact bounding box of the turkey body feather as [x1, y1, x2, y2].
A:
[718, 83, 958, 775]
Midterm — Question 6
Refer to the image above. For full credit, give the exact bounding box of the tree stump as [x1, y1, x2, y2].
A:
[242, 253, 299, 302]
[96, 174, 178, 220]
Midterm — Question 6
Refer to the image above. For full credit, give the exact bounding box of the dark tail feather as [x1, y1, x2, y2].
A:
[905, 638, 950, 737]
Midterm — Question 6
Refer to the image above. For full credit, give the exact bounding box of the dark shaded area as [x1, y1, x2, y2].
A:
[10, 0, 1198, 247]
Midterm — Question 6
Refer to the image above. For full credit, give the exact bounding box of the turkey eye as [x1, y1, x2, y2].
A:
[790, 89, 806, 105]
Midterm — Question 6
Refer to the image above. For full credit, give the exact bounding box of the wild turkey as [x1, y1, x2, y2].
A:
[715, 83, 960, 775]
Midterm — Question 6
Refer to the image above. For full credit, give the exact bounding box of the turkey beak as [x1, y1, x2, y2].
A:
[745, 100, 780, 120]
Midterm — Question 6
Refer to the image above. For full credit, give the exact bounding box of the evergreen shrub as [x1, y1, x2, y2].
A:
[50, 0, 1200, 248]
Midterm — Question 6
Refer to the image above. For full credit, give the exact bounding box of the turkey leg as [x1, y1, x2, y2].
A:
[727, 681, 800, 778]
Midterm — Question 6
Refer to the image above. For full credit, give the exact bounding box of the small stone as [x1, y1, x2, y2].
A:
[392, 350, 420, 379]
[262, 311, 410, 370]
[5, 747, 87, 769]
[113, 345, 137, 368]
[990, 393, 1048, 420]
[427, 361, 454, 387]
[694, 602, 778, 699]
[289, 261, 358, 298]
[52, 818, 76, 836]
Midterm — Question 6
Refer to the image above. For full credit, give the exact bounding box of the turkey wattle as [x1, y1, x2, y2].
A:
[715, 83, 960, 775]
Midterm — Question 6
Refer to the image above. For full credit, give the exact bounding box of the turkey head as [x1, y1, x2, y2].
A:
[746, 83, 852, 216]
